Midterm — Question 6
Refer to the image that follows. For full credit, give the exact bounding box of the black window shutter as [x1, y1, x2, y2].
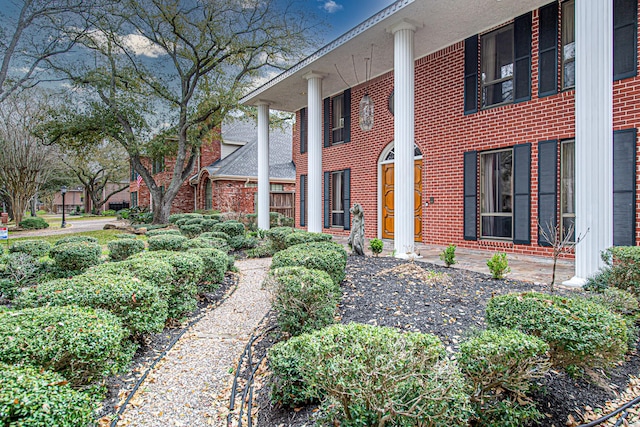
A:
[463, 151, 478, 240]
[324, 171, 330, 228]
[614, 0, 638, 80]
[300, 108, 307, 154]
[300, 174, 306, 227]
[513, 143, 532, 244]
[343, 169, 351, 230]
[464, 35, 478, 115]
[537, 140, 558, 246]
[538, 2, 559, 97]
[514, 12, 532, 103]
[323, 98, 331, 148]
[343, 89, 351, 143]
[613, 129, 636, 246]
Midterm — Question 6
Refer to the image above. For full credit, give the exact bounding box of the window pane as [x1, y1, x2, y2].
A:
[562, 1, 575, 88]
[332, 95, 343, 129]
[332, 172, 343, 212]
[481, 151, 512, 214]
[482, 216, 513, 238]
[561, 141, 575, 215]
[481, 26, 514, 107]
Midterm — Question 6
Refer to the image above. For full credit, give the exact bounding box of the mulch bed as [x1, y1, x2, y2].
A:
[254, 255, 640, 427]
[95, 271, 240, 424]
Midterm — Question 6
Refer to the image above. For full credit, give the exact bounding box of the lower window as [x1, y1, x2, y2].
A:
[131, 191, 138, 208]
[480, 149, 513, 239]
[331, 171, 344, 227]
[560, 140, 575, 241]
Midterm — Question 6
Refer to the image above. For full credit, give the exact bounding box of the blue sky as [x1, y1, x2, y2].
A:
[311, 0, 397, 42]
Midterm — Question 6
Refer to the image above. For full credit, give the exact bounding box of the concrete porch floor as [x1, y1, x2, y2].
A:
[332, 236, 576, 288]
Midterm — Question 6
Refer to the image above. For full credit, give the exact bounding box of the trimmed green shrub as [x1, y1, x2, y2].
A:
[87, 257, 174, 293]
[200, 219, 218, 232]
[212, 221, 245, 238]
[459, 328, 549, 426]
[174, 218, 190, 227]
[147, 234, 188, 251]
[0, 253, 43, 300]
[189, 235, 230, 253]
[586, 246, 640, 296]
[246, 242, 277, 258]
[0, 245, 3, 256]
[108, 238, 145, 261]
[115, 233, 137, 239]
[585, 287, 640, 347]
[265, 227, 296, 251]
[368, 238, 383, 256]
[103, 209, 117, 216]
[269, 323, 470, 426]
[17, 271, 167, 337]
[271, 242, 347, 285]
[145, 228, 181, 238]
[169, 213, 203, 224]
[200, 231, 231, 241]
[184, 218, 203, 226]
[180, 224, 203, 238]
[54, 236, 98, 246]
[9, 240, 52, 258]
[0, 305, 126, 384]
[18, 217, 49, 230]
[266, 266, 340, 336]
[269, 211, 283, 227]
[281, 216, 294, 227]
[283, 231, 332, 248]
[487, 252, 510, 279]
[228, 235, 258, 251]
[188, 248, 228, 285]
[0, 363, 94, 427]
[132, 251, 203, 318]
[440, 244, 457, 267]
[486, 292, 628, 369]
[49, 241, 102, 272]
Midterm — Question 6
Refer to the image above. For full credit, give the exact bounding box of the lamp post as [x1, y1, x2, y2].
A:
[60, 186, 67, 228]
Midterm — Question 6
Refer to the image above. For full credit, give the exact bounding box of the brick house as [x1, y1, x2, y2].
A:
[241, 0, 639, 284]
[130, 119, 294, 216]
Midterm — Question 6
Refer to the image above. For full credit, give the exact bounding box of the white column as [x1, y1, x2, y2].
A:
[257, 102, 270, 230]
[305, 72, 324, 233]
[564, 0, 613, 287]
[390, 20, 416, 257]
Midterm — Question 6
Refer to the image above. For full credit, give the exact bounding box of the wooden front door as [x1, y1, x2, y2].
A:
[381, 160, 422, 241]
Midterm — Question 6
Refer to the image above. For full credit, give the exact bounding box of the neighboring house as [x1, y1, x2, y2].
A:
[130, 120, 295, 216]
[53, 182, 130, 214]
[240, 0, 639, 284]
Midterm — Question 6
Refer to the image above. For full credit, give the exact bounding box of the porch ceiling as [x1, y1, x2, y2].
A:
[241, 0, 550, 112]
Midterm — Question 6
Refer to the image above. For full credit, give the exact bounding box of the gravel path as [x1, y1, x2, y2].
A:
[117, 257, 272, 427]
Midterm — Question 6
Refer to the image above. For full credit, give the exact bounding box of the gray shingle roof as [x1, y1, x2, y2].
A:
[204, 119, 294, 180]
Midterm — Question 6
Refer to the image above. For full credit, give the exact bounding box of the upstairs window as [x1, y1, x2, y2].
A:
[481, 25, 514, 108]
[332, 94, 344, 144]
[152, 157, 165, 174]
[562, 1, 575, 89]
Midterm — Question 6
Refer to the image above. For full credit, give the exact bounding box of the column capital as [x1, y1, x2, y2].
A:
[303, 71, 327, 81]
[255, 99, 273, 106]
[387, 18, 422, 34]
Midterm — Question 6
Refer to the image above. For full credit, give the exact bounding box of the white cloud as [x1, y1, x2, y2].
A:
[122, 33, 166, 58]
[320, 0, 343, 13]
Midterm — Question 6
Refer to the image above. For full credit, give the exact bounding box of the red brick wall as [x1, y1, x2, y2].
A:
[294, 4, 640, 257]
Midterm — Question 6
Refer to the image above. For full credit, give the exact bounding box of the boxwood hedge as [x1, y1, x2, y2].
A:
[132, 251, 203, 318]
[271, 242, 347, 285]
[0, 305, 126, 384]
[8, 240, 52, 258]
[179, 224, 203, 238]
[188, 248, 228, 285]
[108, 238, 145, 261]
[201, 231, 230, 241]
[265, 227, 296, 251]
[0, 363, 94, 427]
[267, 266, 339, 336]
[49, 241, 102, 272]
[269, 323, 470, 426]
[54, 236, 98, 246]
[145, 228, 181, 238]
[486, 292, 628, 368]
[17, 272, 167, 337]
[18, 217, 49, 230]
[283, 231, 332, 248]
[212, 221, 245, 238]
[147, 234, 188, 251]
